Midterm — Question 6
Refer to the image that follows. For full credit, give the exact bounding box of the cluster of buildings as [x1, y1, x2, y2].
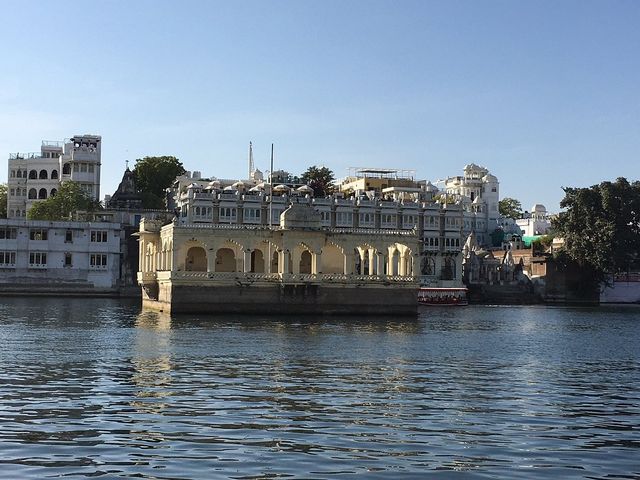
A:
[2, 134, 557, 309]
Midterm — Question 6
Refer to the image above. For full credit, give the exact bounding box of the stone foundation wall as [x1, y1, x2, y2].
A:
[145, 283, 418, 316]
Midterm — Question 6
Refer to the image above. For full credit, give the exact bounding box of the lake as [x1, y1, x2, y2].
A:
[0, 298, 638, 479]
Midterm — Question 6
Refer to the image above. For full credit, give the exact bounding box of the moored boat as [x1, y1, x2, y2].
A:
[418, 287, 468, 306]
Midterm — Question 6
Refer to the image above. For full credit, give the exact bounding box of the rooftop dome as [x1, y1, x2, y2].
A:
[482, 174, 498, 183]
[532, 204, 546, 213]
[280, 203, 321, 230]
[297, 185, 314, 194]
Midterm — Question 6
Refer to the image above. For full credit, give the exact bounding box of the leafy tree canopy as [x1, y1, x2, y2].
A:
[499, 197, 523, 219]
[132, 156, 186, 209]
[27, 181, 100, 221]
[300, 166, 335, 197]
[0, 184, 7, 219]
[552, 177, 640, 283]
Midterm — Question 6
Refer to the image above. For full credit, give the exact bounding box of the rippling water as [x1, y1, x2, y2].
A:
[0, 298, 639, 479]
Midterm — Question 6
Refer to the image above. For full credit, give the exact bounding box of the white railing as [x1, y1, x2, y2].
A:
[328, 227, 416, 236]
[162, 270, 416, 285]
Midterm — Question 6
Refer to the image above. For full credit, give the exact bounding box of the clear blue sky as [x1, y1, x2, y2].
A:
[1, 0, 638, 211]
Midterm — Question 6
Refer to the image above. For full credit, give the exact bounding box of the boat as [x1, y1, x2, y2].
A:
[418, 287, 468, 306]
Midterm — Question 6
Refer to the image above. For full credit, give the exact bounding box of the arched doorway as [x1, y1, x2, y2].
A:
[215, 248, 236, 272]
[299, 250, 312, 274]
[186, 246, 207, 271]
[251, 249, 265, 273]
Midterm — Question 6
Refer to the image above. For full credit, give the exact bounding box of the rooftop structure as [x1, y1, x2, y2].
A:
[6, 134, 102, 219]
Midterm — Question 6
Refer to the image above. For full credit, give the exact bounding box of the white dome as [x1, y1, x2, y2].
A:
[482, 174, 498, 183]
[532, 204, 546, 213]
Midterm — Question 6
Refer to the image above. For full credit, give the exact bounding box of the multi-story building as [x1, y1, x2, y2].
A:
[7, 134, 101, 218]
[442, 163, 500, 246]
[170, 167, 466, 289]
[0, 218, 121, 291]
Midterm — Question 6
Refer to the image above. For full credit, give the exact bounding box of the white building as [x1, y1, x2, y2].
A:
[0, 219, 121, 290]
[170, 167, 466, 289]
[7, 134, 101, 218]
[443, 163, 500, 246]
[516, 204, 552, 237]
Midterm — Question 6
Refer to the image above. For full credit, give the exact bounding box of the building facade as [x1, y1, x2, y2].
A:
[443, 163, 500, 246]
[138, 204, 419, 314]
[0, 218, 121, 291]
[170, 168, 466, 290]
[7, 134, 101, 218]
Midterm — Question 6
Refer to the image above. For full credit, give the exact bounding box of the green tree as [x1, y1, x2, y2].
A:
[132, 156, 186, 208]
[27, 181, 100, 220]
[0, 183, 7, 218]
[552, 177, 640, 284]
[300, 166, 335, 197]
[499, 197, 523, 219]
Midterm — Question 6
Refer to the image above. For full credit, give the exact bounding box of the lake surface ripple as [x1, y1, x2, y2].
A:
[0, 298, 639, 479]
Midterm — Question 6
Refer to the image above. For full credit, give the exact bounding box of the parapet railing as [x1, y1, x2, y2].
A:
[148, 270, 417, 284]
[9, 152, 40, 160]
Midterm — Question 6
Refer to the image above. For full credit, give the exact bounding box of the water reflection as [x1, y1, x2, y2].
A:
[130, 311, 173, 415]
[0, 300, 639, 479]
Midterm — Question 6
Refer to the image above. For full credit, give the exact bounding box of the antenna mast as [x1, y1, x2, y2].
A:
[269, 143, 274, 227]
[248, 141, 254, 178]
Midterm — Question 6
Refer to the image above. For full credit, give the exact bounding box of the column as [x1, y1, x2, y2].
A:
[312, 251, 322, 275]
[344, 252, 354, 275]
[243, 249, 252, 273]
[368, 249, 375, 275]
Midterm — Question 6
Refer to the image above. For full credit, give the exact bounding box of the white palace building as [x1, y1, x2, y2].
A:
[137, 163, 501, 313]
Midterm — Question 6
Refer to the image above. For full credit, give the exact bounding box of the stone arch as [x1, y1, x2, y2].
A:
[38, 188, 47, 199]
[145, 241, 158, 272]
[50, 188, 57, 197]
[39, 169, 48, 179]
[215, 248, 236, 272]
[299, 250, 312, 274]
[28, 188, 37, 199]
[356, 243, 378, 275]
[442, 256, 456, 280]
[421, 256, 436, 276]
[62, 163, 71, 175]
[51, 169, 58, 179]
[389, 248, 400, 276]
[251, 249, 265, 273]
[186, 246, 207, 272]
[29, 169, 37, 179]
[321, 243, 345, 274]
